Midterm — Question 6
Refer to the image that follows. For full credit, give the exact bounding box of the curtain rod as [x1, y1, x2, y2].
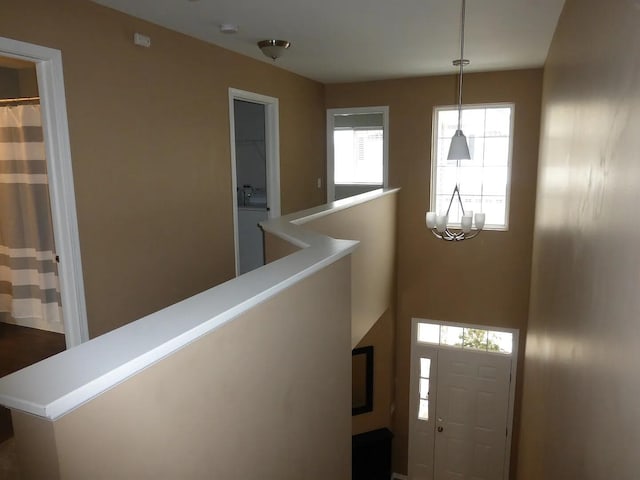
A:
[0, 96, 40, 105]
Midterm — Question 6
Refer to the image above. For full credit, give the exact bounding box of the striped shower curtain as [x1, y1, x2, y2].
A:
[0, 103, 63, 333]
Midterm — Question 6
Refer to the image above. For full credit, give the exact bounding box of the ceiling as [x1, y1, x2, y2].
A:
[91, 0, 566, 84]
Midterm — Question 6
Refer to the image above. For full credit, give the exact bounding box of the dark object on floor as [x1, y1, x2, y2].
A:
[0, 322, 65, 442]
[352, 427, 393, 480]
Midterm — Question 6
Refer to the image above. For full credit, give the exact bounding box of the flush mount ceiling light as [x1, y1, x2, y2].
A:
[257, 40, 291, 60]
[425, 0, 485, 242]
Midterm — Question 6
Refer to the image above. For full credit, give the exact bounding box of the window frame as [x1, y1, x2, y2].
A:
[415, 319, 516, 356]
[333, 125, 384, 185]
[326, 106, 389, 202]
[430, 102, 515, 231]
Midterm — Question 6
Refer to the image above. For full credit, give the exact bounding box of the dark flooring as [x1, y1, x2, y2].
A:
[0, 322, 66, 442]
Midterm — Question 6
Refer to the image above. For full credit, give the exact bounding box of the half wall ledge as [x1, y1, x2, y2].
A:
[0, 189, 398, 421]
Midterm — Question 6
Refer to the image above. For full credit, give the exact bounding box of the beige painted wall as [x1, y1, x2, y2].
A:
[12, 257, 352, 480]
[0, 64, 38, 99]
[518, 1, 640, 478]
[18, 67, 38, 97]
[0, 0, 326, 337]
[326, 69, 542, 475]
[264, 231, 302, 263]
[299, 192, 398, 437]
[305, 192, 398, 348]
[352, 307, 395, 436]
[0, 66, 19, 98]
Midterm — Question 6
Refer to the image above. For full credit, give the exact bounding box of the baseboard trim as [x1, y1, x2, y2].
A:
[392, 474, 408, 480]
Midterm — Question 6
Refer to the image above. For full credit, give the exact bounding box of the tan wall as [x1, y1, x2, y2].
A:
[12, 257, 352, 480]
[352, 307, 395, 436]
[297, 192, 398, 437]
[0, 0, 326, 337]
[518, 1, 640, 478]
[0, 66, 19, 98]
[0, 62, 38, 98]
[18, 67, 38, 97]
[305, 192, 398, 348]
[264, 231, 302, 263]
[326, 69, 542, 475]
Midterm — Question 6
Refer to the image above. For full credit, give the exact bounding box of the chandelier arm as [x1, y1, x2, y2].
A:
[428, 224, 483, 242]
[454, 184, 466, 216]
[445, 185, 458, 216]
[429, 226, 484, 242]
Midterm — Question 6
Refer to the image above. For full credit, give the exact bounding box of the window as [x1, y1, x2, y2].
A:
[431, 104, 514, 230]
[327, 106, 389, 201]
[334, 128, 383, 184]
[417, 321, 513, 355]
[418, 358, 431, 420]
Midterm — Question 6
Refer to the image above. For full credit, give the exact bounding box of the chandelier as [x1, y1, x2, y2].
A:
[425, 0, 485, 242]
[425, 186, 485, 241]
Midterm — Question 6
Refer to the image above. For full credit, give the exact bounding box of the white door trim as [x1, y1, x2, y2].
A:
[326, 105, 389, 202]
[0, 37, 89, 347]
[409, 318, 519, 480]
[228, 88, 281, 276]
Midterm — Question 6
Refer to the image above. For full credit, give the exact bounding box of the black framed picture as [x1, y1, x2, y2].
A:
[352, 345, 373, 415]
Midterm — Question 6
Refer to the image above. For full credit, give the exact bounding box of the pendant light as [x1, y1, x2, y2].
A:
[448, 0, 470, 161]
[425, 0, 485, 241]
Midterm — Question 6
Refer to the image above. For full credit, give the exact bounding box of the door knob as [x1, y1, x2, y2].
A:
[437, 426, 444, 433]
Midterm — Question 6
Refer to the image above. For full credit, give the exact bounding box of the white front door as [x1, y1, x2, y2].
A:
[408, 320, 515, 480]
[434, 349, 511, 480]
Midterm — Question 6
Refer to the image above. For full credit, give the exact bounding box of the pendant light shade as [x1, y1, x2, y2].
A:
[447, 129, 471, 160]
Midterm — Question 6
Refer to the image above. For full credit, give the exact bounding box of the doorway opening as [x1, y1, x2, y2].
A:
[0, 37, 87, 452]
[228, 88, 280, 276]
[408, 318, 518, 480]
[0, 37, 87, 349]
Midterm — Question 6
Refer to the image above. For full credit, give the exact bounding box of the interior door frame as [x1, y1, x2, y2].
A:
[228, 88, 281, 276]
[409, 318, 519, 480]
[326, 105, 389, 202]
[0, 36, 89, 347]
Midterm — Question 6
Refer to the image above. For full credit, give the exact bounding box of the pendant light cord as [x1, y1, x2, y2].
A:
[457, 0, 466, 131]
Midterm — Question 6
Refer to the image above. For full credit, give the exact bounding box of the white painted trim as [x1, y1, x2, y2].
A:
[0, 37, 88, 347]
[409, 317, 519, 480]
[326, 106, 389, 202]
[0, 190, 403, 421]
[228, 88, 281, 276]
[288, 188, 399, 227]
[408, 328, 438, 480]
